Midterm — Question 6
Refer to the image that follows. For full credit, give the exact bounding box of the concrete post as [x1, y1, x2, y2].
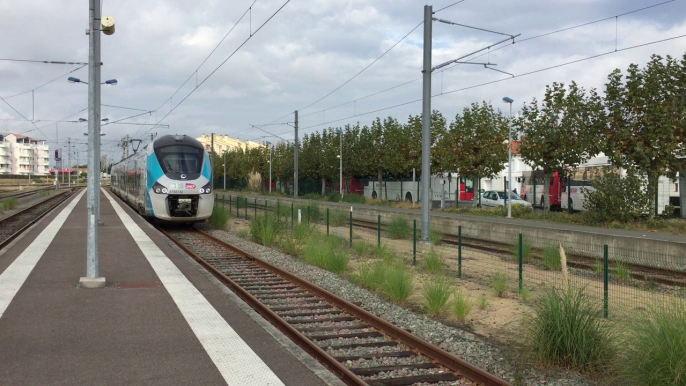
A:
[420, 5, 432, 242]
[294, 110, 299, 197]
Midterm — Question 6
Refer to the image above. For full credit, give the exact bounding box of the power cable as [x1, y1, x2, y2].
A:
[434, 0, 467, 13]
[0, 58, 88, 65]
[3, 64, 88, 100]
[0, 95, 55, 145]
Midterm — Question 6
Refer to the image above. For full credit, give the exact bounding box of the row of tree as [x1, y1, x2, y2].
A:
[213, 53, 686, 215]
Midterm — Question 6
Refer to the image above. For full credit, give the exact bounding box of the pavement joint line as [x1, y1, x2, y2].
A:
[0, 189, 86, 320]
[103, 189, 286, 386]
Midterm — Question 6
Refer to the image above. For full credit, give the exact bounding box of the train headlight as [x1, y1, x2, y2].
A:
[153, 182, 167, 194]
[200, 183, 212, 194]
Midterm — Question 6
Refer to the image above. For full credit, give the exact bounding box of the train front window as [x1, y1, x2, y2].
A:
[155, 145, 202, 174]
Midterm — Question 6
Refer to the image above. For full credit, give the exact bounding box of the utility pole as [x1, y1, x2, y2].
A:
[223, 151, 226, 190]
[420, 5, 432, 242]
[294, 110, 299, 197]
[210, 133, 215, 190]
[81, 0, 105, 288]
[76, 149, 80, 185]
[68, 138, 71, 187]
[94, 2, 103, 227]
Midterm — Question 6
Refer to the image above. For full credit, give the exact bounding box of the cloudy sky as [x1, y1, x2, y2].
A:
[1, 0, 685, 167]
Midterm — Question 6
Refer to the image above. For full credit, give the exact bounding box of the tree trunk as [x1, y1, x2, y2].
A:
[321, 177, 326, 195]
[543, 171, 551, 214]
[472, 177, 480, 207]
[647, 171, 659, 218]
[378, 169, 384, 200]
[679, 169, 686, 219]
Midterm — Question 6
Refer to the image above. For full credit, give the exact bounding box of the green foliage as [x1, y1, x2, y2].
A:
[613, 261, 631, 282]
[302, 233, 349, 273]
[583, 167, 650, 222]
[619, 300, 686, 385]
[353, 241, 371, 257]
[382, 264, 414, 302]
[522, 286, 616, 371]
[491, 271, 509, 297]
[479, 294, 488, 309]
[429, 229, 443, 245]
[519, 286, 532, 302]
[542, 244, 562, 270]
[329, 210, 347, 227]
[325, 192, 341, 202]
[38, 190, 51, 197]
[452, 288, 472, 321]
[423, 249, 444, 273]
[593, 260, 604, 276]
[208, 205, 230, 229]
[373, 243, 396, 263]
[277, 236, 301, 257]
[250, 214, 282, 246]
[292, 222, 314, 242]
[387, 216, 411, 239]
[235, 196, 248, 208]
[423, 276, 452, 316]
[511, 237, 533, 264]
[341, 194, 366, 204]
[356, 261, 386, 291]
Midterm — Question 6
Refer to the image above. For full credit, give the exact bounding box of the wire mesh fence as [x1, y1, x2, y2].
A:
[214, 193, 686, 319]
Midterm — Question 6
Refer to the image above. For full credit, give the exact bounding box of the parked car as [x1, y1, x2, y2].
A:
[478, 190, 532, 208]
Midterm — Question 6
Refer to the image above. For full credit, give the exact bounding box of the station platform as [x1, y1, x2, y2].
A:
[0, 188, 338, 386]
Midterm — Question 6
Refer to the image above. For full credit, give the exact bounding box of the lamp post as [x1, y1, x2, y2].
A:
[502, 96, 514, 218]
[266, 142, 272, 193]
[335, 128, 343, 196]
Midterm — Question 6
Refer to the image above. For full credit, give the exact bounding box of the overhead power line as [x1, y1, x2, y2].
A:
[0, 58, 89, 65]
[3, 64, 88, 100]
[433, 0, 467, 13]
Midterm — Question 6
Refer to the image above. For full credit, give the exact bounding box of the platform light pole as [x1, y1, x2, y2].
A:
[503, 96, 514, 218]
[335, 128, 343, 196]
[266, 141, 272, 193]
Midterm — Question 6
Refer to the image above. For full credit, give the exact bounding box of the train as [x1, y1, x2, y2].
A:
[110, 134, 214, 222]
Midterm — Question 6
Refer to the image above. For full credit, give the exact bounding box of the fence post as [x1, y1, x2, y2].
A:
[377, 215, 381, 247]
[245, 198, 248, 220]
[326, 208, 330, 235]
[458, 225, 462, 278]
[349, 210, 353, 248]
[604, 244, 609, 318]
[265, 199, 268, 214]
[518, 233, 523, 291]
[413, 219, 417, 266]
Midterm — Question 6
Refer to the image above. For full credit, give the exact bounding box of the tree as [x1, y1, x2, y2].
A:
[436, 102, 508, 206]
[603, 55, 685, 217]
[516, 81, 603, 212]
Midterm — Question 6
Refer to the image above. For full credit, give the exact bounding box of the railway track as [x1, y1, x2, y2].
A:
[158, 225, 511, 386]
[0, 187, 54, 200]
[0, 188, 78, 250]
[351, 219, 686, 288]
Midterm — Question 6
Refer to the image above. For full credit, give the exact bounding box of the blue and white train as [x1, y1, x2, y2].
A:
[111, 134, 214, 222]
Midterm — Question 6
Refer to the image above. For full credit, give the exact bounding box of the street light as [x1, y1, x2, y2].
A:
[68, 76, 118, 85]
[266, 142, 272, 193]
[502, 96, 514, 218]
[335, 128, 343, 196]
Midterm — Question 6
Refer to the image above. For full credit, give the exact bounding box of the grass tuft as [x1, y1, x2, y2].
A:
[301, 233, 349, 273]
[452, 288, 472, 321]
[479, 294, 488, 309]
[429, 229, 443, 245]
[511, 236, 533, 263]
[353, 241, 372, 257]
[613, 261, 631, 282]
[329, 210, 347, 227]
[522, 286, 616, 372]
[423, 248, 444, 273]
[250, 213, 281, 246]
[423, 276, 452, 316]
[356, 261, 386, 291]
[619, 300, 686, 385]
[542, 244, 562, 270]
[519, 286, 532, 302]
[491, 271, 509, 297]
[277, 236, 301, 257]
[1, 197, 19, 211]
[208, 205, 230, 229]
[388, 217, 411, 239]
[382, 263, 413, 302]
[374, 243, 396, 263]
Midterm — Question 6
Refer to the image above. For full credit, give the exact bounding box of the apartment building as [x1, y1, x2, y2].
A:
[0, 134, 50, 176]
[196, 133, 263, 154]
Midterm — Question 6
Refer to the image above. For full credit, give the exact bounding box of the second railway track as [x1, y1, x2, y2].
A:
[158, 225, 511, 386]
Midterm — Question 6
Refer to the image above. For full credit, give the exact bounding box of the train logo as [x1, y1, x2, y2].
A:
[185, 183, 196, 189]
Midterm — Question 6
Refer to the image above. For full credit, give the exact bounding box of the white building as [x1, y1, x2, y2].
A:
[0, 134, 50, 176]
[196, 133, 263, 154]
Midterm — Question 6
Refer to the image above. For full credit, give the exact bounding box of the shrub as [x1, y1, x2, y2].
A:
[491, 271, 509, 297]
[356, 261, 386, 291]
[423, 276, 452, 316]
[341, 194, 366, 204]
[583, 167, 650, 223]
[522, 286, 616, 371]
[208, 205, 230, 229]
[388, 217, 411, 239]
[452, 288, 472, 321]
[250, 214, 281, 246]
[542, 244, 561, 270]
[326, 192, 341, 202]
[423, 249, 444, 273]
[619, 300, 686, 385]
[511, 236, 533, 263]
[382, 264, 413, 302]
[325, 249, 349, 273]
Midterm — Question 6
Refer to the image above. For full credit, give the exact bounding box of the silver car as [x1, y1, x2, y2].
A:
[479, 190, 532, 208]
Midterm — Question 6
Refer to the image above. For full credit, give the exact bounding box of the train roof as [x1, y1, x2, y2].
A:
[153, 135, 203, 150]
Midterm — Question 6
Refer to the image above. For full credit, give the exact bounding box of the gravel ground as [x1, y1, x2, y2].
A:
[202, 224, 594, 386]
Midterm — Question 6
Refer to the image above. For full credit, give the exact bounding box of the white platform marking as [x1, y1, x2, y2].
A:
[0, 190, 86, 319]
[103, 190, 285, 386]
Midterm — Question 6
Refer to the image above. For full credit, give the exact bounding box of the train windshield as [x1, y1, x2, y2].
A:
[155, 145, 203, 174]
